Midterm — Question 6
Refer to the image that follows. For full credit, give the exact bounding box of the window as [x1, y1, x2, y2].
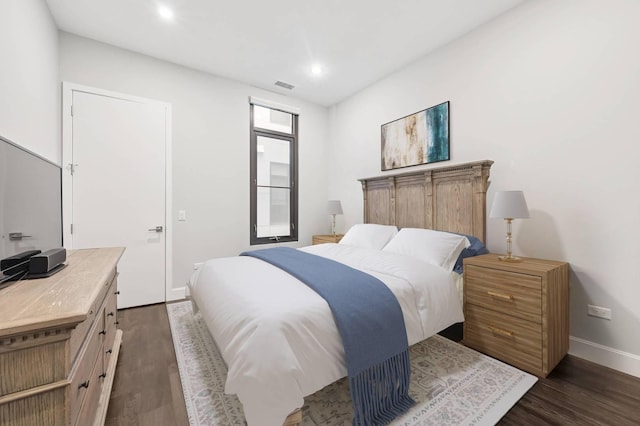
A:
[250, 102, 298, 245]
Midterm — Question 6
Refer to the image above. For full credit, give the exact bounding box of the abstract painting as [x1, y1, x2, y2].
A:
[381, 101, 450, 171]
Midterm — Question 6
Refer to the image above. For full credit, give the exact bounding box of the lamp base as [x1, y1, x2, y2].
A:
[331, 214, 337, 236]
[498, 255, 523, 262]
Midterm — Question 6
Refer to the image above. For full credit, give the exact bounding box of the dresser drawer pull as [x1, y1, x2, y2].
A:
[107, 311, 115, 317]
[487, 291, 514, 301]
[114, 291, 120, 295]
[78, 380, 90, 389]
[99, 330, 106, 335]
[106, 349, 113, 354]
[488, 325, 514, 337]
[99, 373, 107, 379]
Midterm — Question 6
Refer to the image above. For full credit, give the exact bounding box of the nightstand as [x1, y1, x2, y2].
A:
[462, 254, 569, 377]
[312, 234, 343, 245]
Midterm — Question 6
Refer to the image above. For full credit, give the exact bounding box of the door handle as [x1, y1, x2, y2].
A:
[9, 232, 32, 241]
[148, 226, 163, 232]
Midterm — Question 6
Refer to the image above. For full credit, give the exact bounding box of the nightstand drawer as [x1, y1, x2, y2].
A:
[312, 234, 343, 245]
[465, 264, 542, 323]
[464, 304, 542, 375]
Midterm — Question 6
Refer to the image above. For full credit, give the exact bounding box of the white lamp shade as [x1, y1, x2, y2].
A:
[327, 200, 343, 215]
[490, 191, 530, 219]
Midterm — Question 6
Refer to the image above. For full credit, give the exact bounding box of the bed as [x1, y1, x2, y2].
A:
[189, 160, 493, 426]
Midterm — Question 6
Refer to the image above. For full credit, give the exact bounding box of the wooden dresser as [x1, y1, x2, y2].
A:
[0, 247, 124, 425]
[311, 234, 343, 245]
[463, 253, 569, 377]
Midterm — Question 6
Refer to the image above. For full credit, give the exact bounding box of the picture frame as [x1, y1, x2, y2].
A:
[381, 101, 450, 171]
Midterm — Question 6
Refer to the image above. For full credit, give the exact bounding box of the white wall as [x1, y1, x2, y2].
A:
[59, 33, 331, 293]
[0, 0, 59, 163]
[328, 0, 640, 374]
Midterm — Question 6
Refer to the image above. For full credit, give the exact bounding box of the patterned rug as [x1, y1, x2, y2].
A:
[167, 301, 536, 426]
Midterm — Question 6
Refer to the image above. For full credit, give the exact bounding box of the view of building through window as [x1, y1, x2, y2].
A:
[249, 103, 298, 244]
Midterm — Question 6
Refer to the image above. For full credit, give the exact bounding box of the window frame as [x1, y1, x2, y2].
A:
[249, 103, 299, 245]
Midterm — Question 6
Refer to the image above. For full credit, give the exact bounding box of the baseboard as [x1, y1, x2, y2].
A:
[167, 286, 186, 302]
[569, 336, 640, 378]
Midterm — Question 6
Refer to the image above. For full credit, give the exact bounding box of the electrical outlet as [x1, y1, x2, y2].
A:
[587, 304, 612, 320]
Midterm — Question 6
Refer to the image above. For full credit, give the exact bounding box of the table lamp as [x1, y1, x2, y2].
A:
[490, 190, 530, 261]
[327, 200, 343, 236]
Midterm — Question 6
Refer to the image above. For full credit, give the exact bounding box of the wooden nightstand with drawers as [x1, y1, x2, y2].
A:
[312, 234, 344, 245]
[462, 253, 569, 377]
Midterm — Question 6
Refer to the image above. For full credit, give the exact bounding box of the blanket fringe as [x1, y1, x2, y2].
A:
[349, 350, 415, 426]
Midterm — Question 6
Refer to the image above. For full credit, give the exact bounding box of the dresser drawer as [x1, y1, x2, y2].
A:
[465, 264, 542, 323]
[93, 270, 117, 323]
[464, 304, 542, 375]
[69, 308, 98, 365]
[69, 269, 116, 364]
[103, 286, 118, 371]
[104, 284, 117, 336]
[74, 349, 103, 426]
[69, 308, 104, 424]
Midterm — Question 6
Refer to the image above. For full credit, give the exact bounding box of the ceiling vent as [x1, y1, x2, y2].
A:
[274, 80, 295, 90]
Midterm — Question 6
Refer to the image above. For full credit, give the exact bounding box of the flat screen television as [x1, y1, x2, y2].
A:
[0, 135, 62, 284]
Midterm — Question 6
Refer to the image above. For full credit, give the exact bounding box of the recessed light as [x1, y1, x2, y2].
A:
[311, 64, 323, 76]
[158, 5, 174, 21]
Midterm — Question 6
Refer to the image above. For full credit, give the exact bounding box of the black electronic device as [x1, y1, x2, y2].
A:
[28, 248, 67, 277]
[0, 135, 63, 269]
[0, 250, 42, 279]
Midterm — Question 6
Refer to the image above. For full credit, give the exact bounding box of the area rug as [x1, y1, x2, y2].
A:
[167, 301, 536, 426]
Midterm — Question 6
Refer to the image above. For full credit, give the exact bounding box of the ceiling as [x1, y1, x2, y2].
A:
[46, 0, 526, 107]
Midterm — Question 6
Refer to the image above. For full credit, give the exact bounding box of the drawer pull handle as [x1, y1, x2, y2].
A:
[488, 325, 514, 337]
[99, 330, 106, 335]
[99, 373, 107, 379]
[107, 349, 113, 354]
[487, 291, 514, 301]
[114, 291, 120, 295]
[115, 321, 120, 325]
[78, 380, 90, 389]
[107, 312, 115, 317]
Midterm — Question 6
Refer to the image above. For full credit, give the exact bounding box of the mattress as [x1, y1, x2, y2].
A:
[188, 243, 464, 425]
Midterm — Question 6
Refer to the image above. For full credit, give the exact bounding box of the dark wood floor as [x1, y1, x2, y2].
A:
[105, 303, 188, 426]
[106, 303, 640, 425]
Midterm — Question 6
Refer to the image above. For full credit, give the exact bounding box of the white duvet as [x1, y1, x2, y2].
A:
[188, 243, 464, 426]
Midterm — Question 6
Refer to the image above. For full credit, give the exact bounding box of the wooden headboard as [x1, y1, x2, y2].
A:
[358, 160, 493, 242]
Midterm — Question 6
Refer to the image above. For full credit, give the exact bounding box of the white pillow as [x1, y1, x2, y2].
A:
[339, 224, 398, 250]
[382, 228, 470, 271]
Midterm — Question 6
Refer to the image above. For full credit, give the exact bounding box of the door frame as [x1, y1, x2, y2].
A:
[61, 82, 176, 301]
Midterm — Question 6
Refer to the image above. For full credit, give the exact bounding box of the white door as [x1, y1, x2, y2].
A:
[64, 86, 170, 309]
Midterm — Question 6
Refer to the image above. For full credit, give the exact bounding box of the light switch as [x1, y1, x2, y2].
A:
[178, 210, 187, 221]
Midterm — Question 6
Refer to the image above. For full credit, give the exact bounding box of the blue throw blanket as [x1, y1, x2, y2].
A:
[241, 247, 414, 425]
